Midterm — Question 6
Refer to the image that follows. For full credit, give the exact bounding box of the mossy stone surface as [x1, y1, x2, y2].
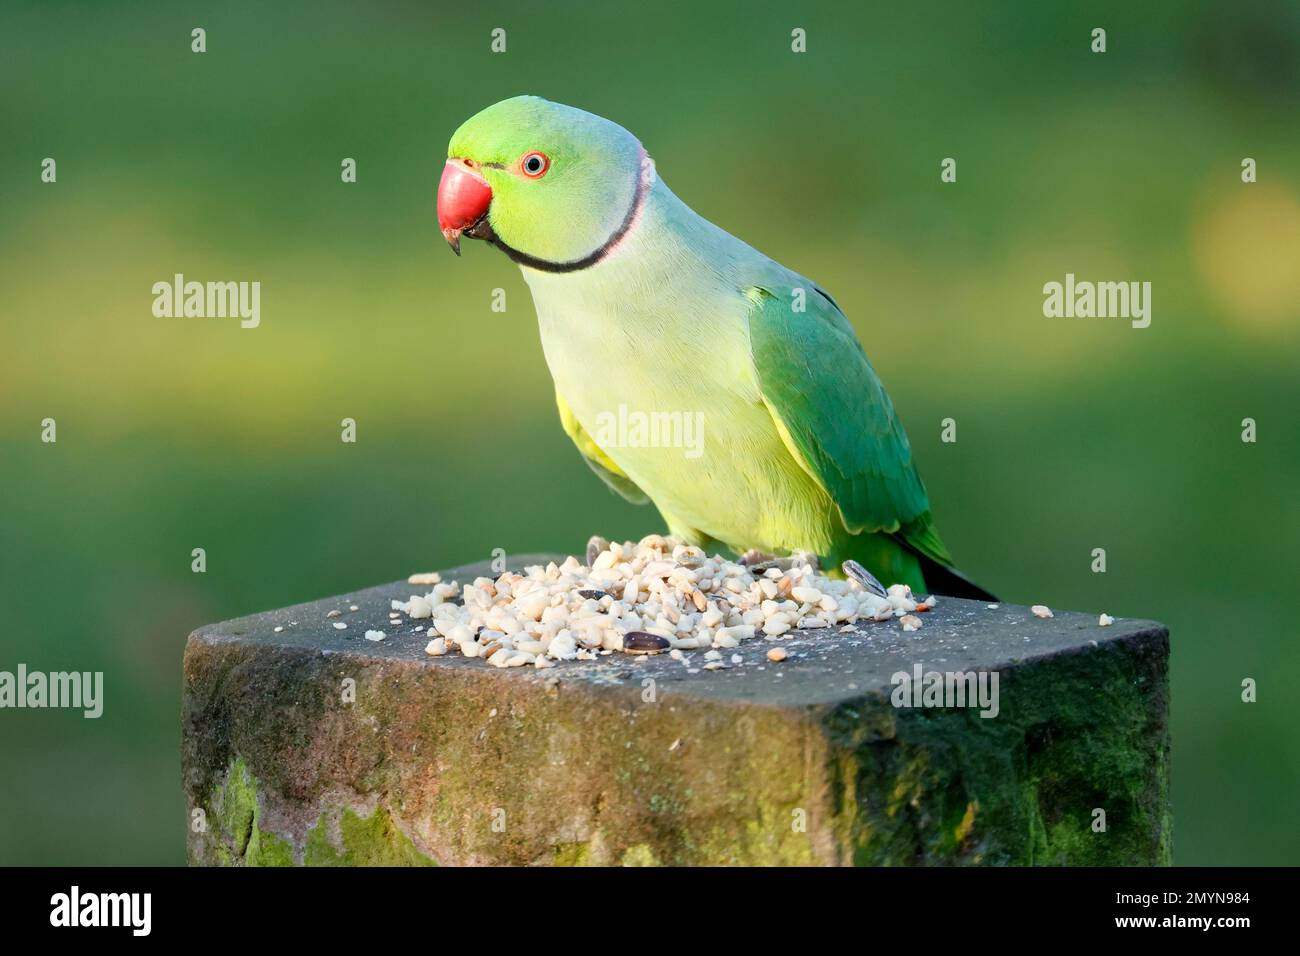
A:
[183, 555, 1170, 866]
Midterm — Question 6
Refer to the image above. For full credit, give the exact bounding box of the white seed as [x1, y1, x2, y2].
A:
[365, 630, 386, 641]
[547, 633, 578, 660]
[1098, 613, 1114, 626]
[1031, 605, 1054, 619]
[401, 540, 930, 671]
[404, 595, 433, 619]
[424, 638, 446, 656]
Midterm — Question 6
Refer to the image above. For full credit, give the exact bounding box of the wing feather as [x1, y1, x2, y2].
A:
[746, 284, 952, 568]
[555, 391, 650, 505]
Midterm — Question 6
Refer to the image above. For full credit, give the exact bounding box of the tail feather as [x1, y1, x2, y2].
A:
[888, 531, 997, 601]
[915, 552, 997, 602]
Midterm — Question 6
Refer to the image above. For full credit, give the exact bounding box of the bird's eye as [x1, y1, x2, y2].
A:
[520, 151, 550, 178]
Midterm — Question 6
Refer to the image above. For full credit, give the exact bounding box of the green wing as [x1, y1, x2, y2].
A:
[746, 284, 953, 567]
[555, 391, 650, 505]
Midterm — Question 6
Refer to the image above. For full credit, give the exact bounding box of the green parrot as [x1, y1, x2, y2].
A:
[437, 95, 993, 599]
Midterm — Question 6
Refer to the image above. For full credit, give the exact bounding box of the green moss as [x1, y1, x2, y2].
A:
[208, 758, 294, 866]
[620, 844, 659, 866]
[551, 842, 594, 866]
[823, 636, 1171, 865]
[206, 757, 434, 866]
[304, 807, 436, 867]
[215, 758, 257, 857]
[247, 827, 296, 867]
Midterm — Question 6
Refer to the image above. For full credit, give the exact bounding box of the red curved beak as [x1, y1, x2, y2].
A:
[437, 159, 493, 256]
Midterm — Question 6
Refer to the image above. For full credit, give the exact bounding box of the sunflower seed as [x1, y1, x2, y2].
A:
[842, 560, 887, 598]
[623, 631, 671, 655]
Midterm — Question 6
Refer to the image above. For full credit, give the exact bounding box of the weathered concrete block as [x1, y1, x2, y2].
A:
[182, 554, 1171, 866]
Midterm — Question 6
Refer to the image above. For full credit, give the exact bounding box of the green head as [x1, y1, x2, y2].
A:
[437, 96, 650, 271]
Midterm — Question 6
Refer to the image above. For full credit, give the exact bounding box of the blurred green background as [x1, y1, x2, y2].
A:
[1, 0, 1297, 865]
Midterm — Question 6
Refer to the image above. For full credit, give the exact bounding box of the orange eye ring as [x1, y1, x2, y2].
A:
[520, 151, 550, 178]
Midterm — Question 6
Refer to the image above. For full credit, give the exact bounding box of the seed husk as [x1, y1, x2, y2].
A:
[842, 560, 888, 598]
[623, 631, 671, 655]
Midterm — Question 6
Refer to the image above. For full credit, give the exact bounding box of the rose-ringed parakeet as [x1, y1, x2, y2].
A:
[437, 95, 993, 599]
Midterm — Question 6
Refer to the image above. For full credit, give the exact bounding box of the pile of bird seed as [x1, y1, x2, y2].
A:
[398, 535, 935, 669]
